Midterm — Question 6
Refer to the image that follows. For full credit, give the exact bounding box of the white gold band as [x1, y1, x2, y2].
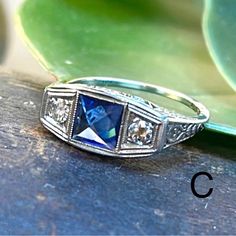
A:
[40, 77, 210, 158]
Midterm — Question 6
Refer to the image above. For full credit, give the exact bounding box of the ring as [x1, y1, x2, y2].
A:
[40, 77, 210, 158]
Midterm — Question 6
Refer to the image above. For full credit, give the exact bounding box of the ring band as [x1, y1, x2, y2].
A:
[40, 77, 210, 158]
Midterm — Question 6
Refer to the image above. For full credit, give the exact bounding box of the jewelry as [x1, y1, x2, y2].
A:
[40, 77, 209, 158]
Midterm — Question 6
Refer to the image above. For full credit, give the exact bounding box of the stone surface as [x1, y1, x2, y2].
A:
[72, 94, 124, 150]
[0, 74, 235, 235]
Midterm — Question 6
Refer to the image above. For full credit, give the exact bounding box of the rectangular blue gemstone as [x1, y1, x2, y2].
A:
[72, 94, 124, 150]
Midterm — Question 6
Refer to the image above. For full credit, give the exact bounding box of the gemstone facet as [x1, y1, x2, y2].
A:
[72, 94, 124, 150]
[47, 97, 71, 124]
[128, 117, 154, 145]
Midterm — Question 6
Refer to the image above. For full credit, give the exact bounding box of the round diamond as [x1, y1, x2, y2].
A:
[128, 117, 153, 145]
[47, 97, 71, 123]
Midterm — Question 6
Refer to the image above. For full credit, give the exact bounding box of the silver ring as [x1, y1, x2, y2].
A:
[40, 77, 210, 158]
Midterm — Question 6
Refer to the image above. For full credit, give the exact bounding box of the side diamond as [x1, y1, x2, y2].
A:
[127, 117, 154, 145]
[47, 97, 71, 124]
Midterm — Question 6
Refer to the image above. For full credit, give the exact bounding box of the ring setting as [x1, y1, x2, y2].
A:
[40, 77, 209, 158]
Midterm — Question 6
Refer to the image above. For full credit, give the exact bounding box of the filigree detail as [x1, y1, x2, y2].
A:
[165, 123, 203, 147]
[90, 86, 200, 122]
[90, 86, 155, 108]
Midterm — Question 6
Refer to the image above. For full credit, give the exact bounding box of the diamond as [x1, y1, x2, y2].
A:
[72, 95, 124, 150]
[47, 97, 71, 124]
[128, 117, 154, 145]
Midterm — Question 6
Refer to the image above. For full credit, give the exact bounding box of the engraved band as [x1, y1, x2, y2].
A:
[40, 77, 210, 158]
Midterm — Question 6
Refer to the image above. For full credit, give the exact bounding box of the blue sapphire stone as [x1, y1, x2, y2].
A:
[72, 94, 124, 150]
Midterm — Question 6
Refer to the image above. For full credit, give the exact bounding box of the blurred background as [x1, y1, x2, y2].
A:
[0, 0, 50, 82]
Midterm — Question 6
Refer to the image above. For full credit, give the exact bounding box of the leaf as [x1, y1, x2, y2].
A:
[17, 0, 236, 135]
[203, 0, 236, 92]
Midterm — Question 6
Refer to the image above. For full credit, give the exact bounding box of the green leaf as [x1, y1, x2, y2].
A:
[17, 0, 236, 135]
[203, 0, 236, 92]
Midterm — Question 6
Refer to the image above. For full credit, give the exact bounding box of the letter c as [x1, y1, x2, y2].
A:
[191, 171, 213, 198]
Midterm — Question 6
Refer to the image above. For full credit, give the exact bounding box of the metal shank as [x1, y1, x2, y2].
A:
[68, 77, 209, 123]
[40, 77, 210, 158]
